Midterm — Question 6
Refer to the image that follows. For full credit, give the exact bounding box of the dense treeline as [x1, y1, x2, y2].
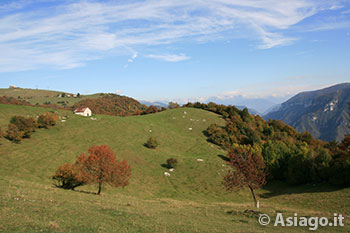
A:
[184, 102, 350, 186]
[72, 94, 146, 116]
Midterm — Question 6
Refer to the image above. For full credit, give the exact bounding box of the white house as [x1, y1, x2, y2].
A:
[74, 107, 92, 117]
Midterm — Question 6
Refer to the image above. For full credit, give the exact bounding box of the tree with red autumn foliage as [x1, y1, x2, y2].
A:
[76, 145, 131, 195]
[223, 147, 266, 208]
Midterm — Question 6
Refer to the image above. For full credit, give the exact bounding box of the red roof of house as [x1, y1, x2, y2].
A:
[74, 107, 89, 112]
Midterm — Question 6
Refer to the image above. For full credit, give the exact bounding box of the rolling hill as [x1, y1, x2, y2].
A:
[72, 94, 146, 116]
[264, 83, 350, 142]
[0, 87, 102, 107]
[0, 87, 147, 116]
[0, 103, 349, 232]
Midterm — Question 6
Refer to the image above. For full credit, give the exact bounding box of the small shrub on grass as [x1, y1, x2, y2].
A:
[6, 124, 24, 142]
[145, 137, 158, 149]
[166, 158, 178, 169]
[10, 115, 37, 138]
[38, 112, 58, 128]
[52, 163, 86, 190]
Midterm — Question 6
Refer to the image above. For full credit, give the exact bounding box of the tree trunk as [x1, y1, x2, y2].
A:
[248, 185, 258, 208]
[97, 182, 102, 195]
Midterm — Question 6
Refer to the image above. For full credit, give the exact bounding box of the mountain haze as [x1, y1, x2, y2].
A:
[207, 95, 287, 114]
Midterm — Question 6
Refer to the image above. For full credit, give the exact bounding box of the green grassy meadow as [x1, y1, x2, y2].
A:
[0, 104, 349, 232]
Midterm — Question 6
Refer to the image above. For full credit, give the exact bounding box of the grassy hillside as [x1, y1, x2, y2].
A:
[0, 88, 102, 107]
[0, 104, 349, 232]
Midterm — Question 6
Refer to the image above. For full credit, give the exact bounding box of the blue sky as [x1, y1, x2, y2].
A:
[0, 0, 349, 103]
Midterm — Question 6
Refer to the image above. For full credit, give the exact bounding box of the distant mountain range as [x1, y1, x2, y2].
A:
[234, 105, 260, 115]
[264, 83, 350, 142]
[206, 96, 287, 114]
[141, 94, 289, 115]
[140, 101, 168, 109]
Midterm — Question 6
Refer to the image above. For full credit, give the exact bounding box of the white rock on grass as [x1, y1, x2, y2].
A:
[169, 168, 175, 172]
[164, 172, 171, 177]
[189, 128, 192, 131]
[197, 159, 204, 162]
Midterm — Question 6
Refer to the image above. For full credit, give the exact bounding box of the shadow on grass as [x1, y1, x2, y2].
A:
[52, 185, 98, 195]
[202, 129, 216, 144]
[217, 154, 230, 162]
[161, 164, 169, 169]
[260, 181, 343, 198]
[74, 190, 98, 195]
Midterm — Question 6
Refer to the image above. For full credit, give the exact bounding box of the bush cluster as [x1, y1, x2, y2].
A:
[38, 112, 58, 128]
[6, 112, 58, 143]
[7, 115, 37, 140]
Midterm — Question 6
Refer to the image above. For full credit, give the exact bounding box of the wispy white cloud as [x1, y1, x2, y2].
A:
[0, 0, 347, 72]
[145, 54, 190, 62]
[305, 21, 350, 32]
[127, 52, 138, 63]
[330, 4, 345, 10]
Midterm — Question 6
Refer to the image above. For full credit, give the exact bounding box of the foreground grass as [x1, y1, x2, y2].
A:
[0, 104, 349, 232]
